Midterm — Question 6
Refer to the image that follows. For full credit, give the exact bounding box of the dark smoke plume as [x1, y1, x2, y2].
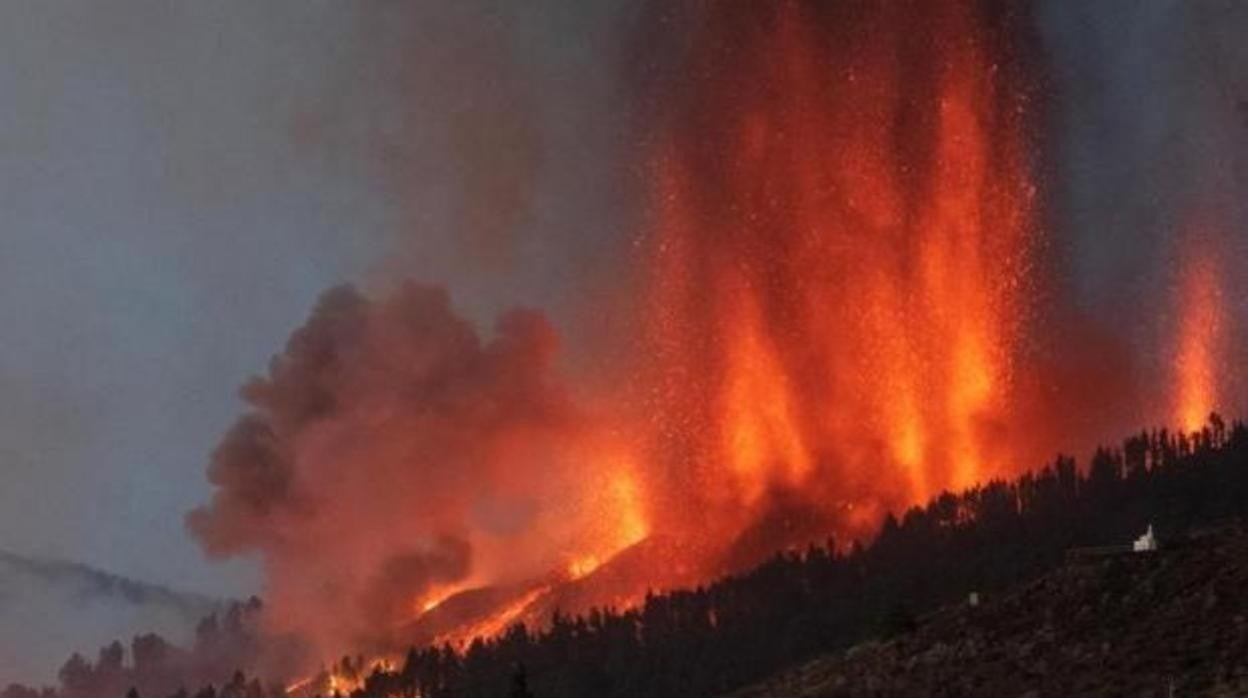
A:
[187, 281, 619, 659]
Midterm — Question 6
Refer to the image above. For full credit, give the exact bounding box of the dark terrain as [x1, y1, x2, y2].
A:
[730, 526, 1248, 697]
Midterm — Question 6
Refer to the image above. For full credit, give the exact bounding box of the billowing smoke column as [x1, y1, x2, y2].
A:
[630, 0, 1044, 554]
[188, 283, 647, 658]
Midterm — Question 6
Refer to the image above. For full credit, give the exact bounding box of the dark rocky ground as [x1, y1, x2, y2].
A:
[727, 526, 1248, 697]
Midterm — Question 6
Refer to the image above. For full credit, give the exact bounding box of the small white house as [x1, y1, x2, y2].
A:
[1133, 524, 1157, 552]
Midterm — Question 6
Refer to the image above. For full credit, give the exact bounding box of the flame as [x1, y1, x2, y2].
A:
[567, 448, 649, 572]
[1174, 234, 1225, 433]
[606, 466, 649, 550]
[720, 289, 812, 505]
[433, 584, 553, 648]
[284, 676, 314, 695]
[285, 657, 398, 697]
[638, 1, 1036, 546]
[566, 555, 600, 580]
[327, 673, 351, 696]
[418, 584, 466, 615]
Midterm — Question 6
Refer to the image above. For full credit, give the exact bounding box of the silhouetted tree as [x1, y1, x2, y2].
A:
[510, 663, 535, 698]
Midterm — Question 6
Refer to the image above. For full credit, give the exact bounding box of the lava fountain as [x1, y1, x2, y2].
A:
[196, 0, 1055, 672]
[633, 0, 1041, 557]
[1173, 229, 1226, 434]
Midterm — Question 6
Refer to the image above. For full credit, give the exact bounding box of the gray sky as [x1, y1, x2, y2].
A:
[0, 0, 629, 601]
[0, 2, 398, 598]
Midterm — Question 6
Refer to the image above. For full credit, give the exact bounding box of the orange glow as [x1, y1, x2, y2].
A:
[419, 584, 466, 614]
[1174, 236, 1225, 433]
[566, 555, 600, 580]
[285, 657, 398, 697]
[607, 468, 648, 552]
[228, 3, 1054, 671]
[434, 584, 553, 648]
[720, 289, 812, 505]
[564, 449, 649, 577]
[638, 1, 1036, 548]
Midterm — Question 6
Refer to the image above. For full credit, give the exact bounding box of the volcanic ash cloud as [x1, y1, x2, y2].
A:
[188, 282, 644, 658]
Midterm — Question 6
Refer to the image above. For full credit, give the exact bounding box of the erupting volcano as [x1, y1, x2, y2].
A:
[632, 0, 1041, 559]
[14, 2, 1248, 696]
[184, 0, 1243, 682]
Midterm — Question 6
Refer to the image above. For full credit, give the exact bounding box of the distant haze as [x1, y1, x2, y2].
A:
[0, 549, 221, 686]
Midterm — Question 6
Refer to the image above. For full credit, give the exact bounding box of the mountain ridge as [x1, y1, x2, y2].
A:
[0, 547, 226, 688]
[0, 548, 223, 612]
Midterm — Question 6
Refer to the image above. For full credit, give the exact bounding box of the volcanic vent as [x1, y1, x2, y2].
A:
[629, 0, 1044, 564]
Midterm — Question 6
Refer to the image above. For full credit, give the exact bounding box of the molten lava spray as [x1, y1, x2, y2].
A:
[633, 0, 1040, 554]
[1173, 231, 1227, 433]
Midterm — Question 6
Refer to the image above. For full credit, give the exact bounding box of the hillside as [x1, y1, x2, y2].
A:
[729, 526, 1248, 697]
[0, 550, 222, 687]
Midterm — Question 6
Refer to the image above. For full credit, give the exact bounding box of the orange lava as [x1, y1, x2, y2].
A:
[419, 584, 467, 615]
[1174, 235, 1225, 433]
[563, 447, 649, 577]
[637, 1, 1037, 550]
[434, 585, 554, 649]
[566, 555, 601, 580]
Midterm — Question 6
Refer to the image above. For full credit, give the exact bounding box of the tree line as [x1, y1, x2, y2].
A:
[7, 415, 1247, 698]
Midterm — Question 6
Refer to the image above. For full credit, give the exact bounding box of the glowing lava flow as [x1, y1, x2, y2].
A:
[1174, 235, 1226, 433]
[419, 584, 468, 615]
[433, 585, 555, 649]
[636, 1, 1038, 551]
